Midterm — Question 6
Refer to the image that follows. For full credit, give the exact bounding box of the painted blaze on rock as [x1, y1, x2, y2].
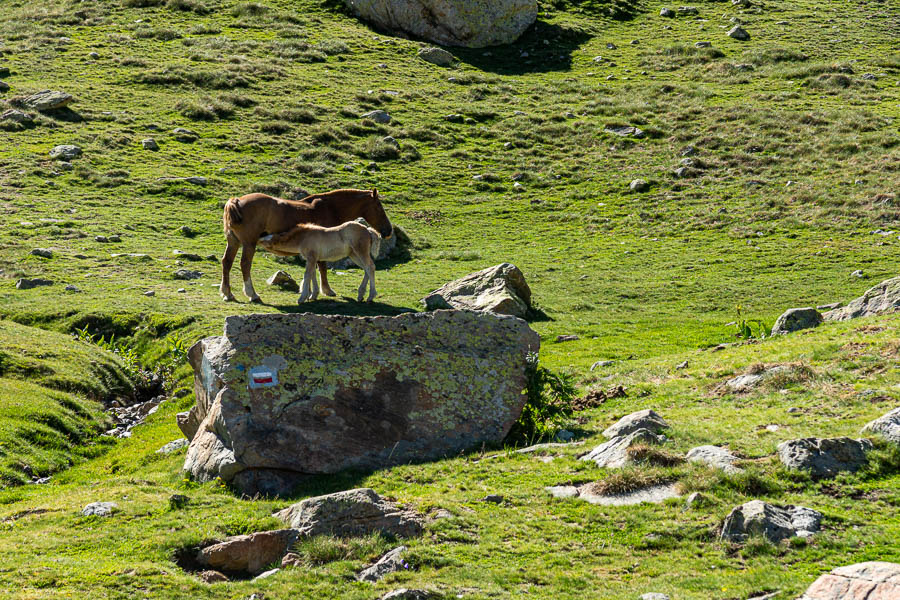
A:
[183, 310, 539, 494]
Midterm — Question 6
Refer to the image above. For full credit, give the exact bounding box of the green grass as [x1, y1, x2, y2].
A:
[0, 0, 898, 597]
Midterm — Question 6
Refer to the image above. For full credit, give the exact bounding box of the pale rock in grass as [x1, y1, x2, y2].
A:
[417, 46, 455, 66]
[275, 488, 424, 538]
[605, 125, 645, 138]
[345, 0, 537, 48]
[15, 278, 53, 290]
[357, 546, 408, 583]
[198, 570, 228, 583]
[640, 594, 671, 600]
[172, 250, 202, 261]
[143, 290, 155, 297]
[362, 109, 391, 124]
[173, 269, 202, 280]
[850, 269, 864, 278]
[172, 127, 198, 142]
[49, 145, 82, 160]
[381, 590, 441, 600]
[20, 90, 74, 111]
[81, 501, 117, 517]
[823, 275, 900, 321]
[1, 109, 33, 123]
[196, 529, 298, 575]
[30, 248, 52, 258]
[797, 561, 900, 600]
[777, 437, 871, 478]
[862, 407, 900, 444]
[695, 41, 712, 48]
[721, 500, 822, 543]
[677, 6, 699, 15]
[770, 307, 823, 335]
[266, 270, 299, 292]
[686, 445, 742, 473]
[660, 7, 674, 17]
[727, 25, 750, 40]
[602, 409, 669, 439]
[142, 138, 159, 150]
[581, 428, 667, 468]
[254, 568, 279, 580]
[629, 178, 649, 192]
[423, 263, 532, 318]
[64, 284, 81, 293]
[156, 438, 189, 454]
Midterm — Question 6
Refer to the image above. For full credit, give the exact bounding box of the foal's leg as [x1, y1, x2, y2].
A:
[299, 254, 317, 303]
[239, 242, 261, 303]
[220, 232, 240, 302]
[363, 255, 377, 303]
[309, 257, 321, 301]
[318, 262, 337, 297]
[348, 251, 368, 302]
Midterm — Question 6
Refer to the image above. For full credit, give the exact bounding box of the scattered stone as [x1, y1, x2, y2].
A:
[345, 0, 537, 48]
[172, 250, 202, 261]
[15, 278, 53, 290]
[677, 5, 699, 15]
[49, 145, 82, 160]
[362, 109, 391, 124]
[798, 561, 900, 600]
[823, 276, 900, 321]
[81, 502, 117, 517]
[266, 270, 299, 292]
[861, 73, 877, 81]
[1, 109, 33, 124]
[777, 437, 872, 478]
[20, 90, 74, 111]
[673, 166, 690, 178]
[417, 47, 455, 67]
[771, 307, 823, 335]
[275, 488, 425, 538]
[581, 428, 667, 468]
[88, 51, 99, 59]
[641, 594, 671, 600]
[556, 334, 579, 342]
[143, 290, 155, 297]
[681, 145, 697, 156]
[173, 269, 202, 280]
[590, 359, 614, 370]
[64, 284, 81, 293]
[177, 288, 186, 293]
[108, 235, 121, 243]
[547, 482, 679, 506]
[168, 494, 189, 509]
[850, 269, 864, 278]
[727, 25, 750, 40]
[721, 500, 822, 543]
[172, 127, 198, 142]
[605, 125, 645, 138]
[675, 360, 688, 369]
[862, 407, 900, 444]
[444, 113, 464, 123]
[357, 546, 408, 583]
[602, 409, 669, 439]
[422, 263, 532, 318]
[629, 178, 649, 192]
[156, 438, 189, 454]
[660, 7, 674, 17]
[546, 485, 579, 499]
[684, 491, 708, 508]
[197, 529, 298, 575]
[723, 365, 792, 392]
[686, 445, 742, 474]
[280, 552, 302, 567]
[142, 138, 159, 150]
[483, 494, 504, 504]
[695, 41, 712, 48]
[554, 429, 575, 442]
[198, 570, 228, 583]
[30, 248, 52, 258]
[381, 590, 440, 600]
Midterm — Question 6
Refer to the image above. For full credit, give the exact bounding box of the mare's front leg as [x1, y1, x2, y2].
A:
[220, 232, 239, 302]
[318, 262, 337, 297]
[240, 243, 261, 303]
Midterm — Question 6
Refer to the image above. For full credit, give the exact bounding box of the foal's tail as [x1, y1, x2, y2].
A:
[366, 226, 382, 260]
[223, 197, 242, 233]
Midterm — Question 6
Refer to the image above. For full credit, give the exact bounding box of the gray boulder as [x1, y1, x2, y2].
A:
[798, 561, 900, 600]
[686, 445, 742, 474]
[173, 269, 202, 280]
[629, 179, 649, 192]
[81, 502, 117, 517]
[771, 307, 823, 335]
[344, 0, 537, 48]
[580, 428, 666, 468]
[727, 25, 750, 40]
[196, 529, 298, 575]
[49, 145, 82, 160]
[357, 546, 408, 582]
[20, 90, 74, 111]
[362, 109, 391, 124]
[156, 438, 189, 454]
[602, 409, 669, 439]
[275, 488, 424, 538]
[824, 276, 900, 321]
[777, 437, 872, 478]
[862, 407, 900, 444]
[142, 138, 159, 150]
[1, 109, 33, 124]
[418, 47, 455, 67]
[422, 263, 532, 318]
[182, 310, 538, 494]
[721, 500, 822, 543]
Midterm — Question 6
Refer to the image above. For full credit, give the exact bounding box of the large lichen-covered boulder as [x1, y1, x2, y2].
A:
[824, 275, 900, 321]
[422, 263, 533, 318]
[798, 561, 900, 600]
[183, 310, 539, 495]
[343, 0, 537, 48]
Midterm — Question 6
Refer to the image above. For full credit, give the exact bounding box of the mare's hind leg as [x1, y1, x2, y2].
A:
[239, 243, 261, 303]
[220, 232, 240, 302]
[318, 262, 337, 297]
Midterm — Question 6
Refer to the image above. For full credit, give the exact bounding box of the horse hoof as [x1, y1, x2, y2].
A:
[323, 290, 337, 297]
[222, 294, 236, 302]
[249, 296, 262, 304]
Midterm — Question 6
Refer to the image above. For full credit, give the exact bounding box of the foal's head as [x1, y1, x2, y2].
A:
[363, 189, 393, 240]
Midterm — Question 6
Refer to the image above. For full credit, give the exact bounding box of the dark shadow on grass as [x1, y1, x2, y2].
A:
[269, 298, 416, 318]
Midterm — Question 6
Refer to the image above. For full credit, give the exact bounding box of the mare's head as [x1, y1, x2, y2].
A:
[363, 188, 393, 239]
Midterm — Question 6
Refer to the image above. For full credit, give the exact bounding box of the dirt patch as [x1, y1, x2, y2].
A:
[572, 385, 627, 411]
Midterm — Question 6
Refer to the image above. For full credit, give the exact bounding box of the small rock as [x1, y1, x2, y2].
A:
[861, 73, 877, 81]
[198, 570, 228, 583]
[556, 334, 579, 342]
[172, 127, 198, 142]
[417, 47, 455, 67]
[168, 494, 189, 509]
[174, 269, 202, 280]
[677, 6, 699, 15]
[1, 109, 33, 124]
[88, 51, 99, 59]
[94, 236, 109, 243]
[590, 360, 614, 371]
[143, 290, 155, 297]
[554, 430, 575, 442]
[15, 278, 53, 290]
[108, 235, 121, 243]
[177, 288, 186, 293]
[20, 90, 74, 111]
[675, 360, 688, 369]
[30, 248, 52, 258]
[281, 552, 303, 568]
[862, 407, 900, 444]
[81, 502, 117, 517]
[444, 113, 464, 123]
[172, 250, 202, 261]
[483, 494, 504, 504]
[380, 590, 440, 600]
[640, 594, 671, 600]
[546, 485, 579, 499]
[629, 179, 649, 192]
[362, 110, 391, 124]
[787, 407, 801, 414]
[727, 25, 750, 40]
[684, 491, 708, 509]
[695, 41, 712, 48]
[581, 428, 667, 468]
[266, 270, 299, 292]
[721, 500, 822, 543]
[605, 125, 645, 138]
[64, 284, 81, 293]
[659, 7, 674, 17]
[687, 445, 742, 474]
[49, 145, 82, 160]
[777, 437, 872, 478]
[142, 138, 159, 150]
[254, 568, 280, 580]
[606, 42, 617, 49]
[602, 409, 669, 438]
[156, 438, 189, 454]
[771, 307, 823, 335]
[179, 225, 194, 236]
[850, 269, 864, 278]
[357, 546, 408, 583]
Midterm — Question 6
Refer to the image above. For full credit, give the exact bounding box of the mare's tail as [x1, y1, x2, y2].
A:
[367, 227, 382, 260]
[223, 197, 242, 233]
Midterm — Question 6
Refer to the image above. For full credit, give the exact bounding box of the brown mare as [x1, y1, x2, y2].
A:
[220, 188, 392, 302]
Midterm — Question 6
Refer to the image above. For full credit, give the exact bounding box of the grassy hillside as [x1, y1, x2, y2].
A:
[0, 0, 898, 597]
